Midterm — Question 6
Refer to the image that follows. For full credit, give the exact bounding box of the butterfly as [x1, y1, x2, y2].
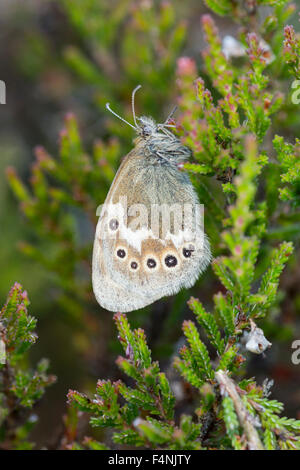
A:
[92, 86, 211, 312]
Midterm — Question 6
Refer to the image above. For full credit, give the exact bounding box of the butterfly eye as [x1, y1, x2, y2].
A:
[109, 218, 119, 231]
[142, 129, 150, 137]
[164, 255, 178, 268]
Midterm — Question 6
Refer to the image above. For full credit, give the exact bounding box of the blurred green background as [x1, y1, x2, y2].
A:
[0, 0, 299, 447]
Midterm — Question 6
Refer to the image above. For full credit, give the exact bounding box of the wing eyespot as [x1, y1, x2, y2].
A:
[180, 243, 195, 260]
[129, 260, 140, 272]
[147, 258, 157, 269]
[182, 245, 195, 258]
[109, 218, 119, 231]
[143, 255, 159, 272]
[161, 250, 181, 270]
[164, 254, 178, 268]
[115, 247, 127, 261]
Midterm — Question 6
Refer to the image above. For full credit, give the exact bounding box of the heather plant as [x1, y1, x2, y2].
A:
[67, 137, 299, 449]
[3, 0, 300, 450]
[0, 283, 55, 449]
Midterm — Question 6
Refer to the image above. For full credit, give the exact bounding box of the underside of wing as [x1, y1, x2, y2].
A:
[92, 148, 211, 312]
[92, 218, 211, 312]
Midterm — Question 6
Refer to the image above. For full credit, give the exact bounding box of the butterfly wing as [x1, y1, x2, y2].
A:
[92, 147, 211, 312]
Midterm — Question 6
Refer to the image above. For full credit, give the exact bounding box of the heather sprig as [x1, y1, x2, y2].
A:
[283, 25, 300, 79]
[68, 313, 203, 450]
[0, 283, 55, 449]
[274, 135, 300, 207]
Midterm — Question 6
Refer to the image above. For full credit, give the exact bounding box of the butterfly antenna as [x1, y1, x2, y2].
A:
[162, 105, 177, 127]
[105, 103, 137, 130]
[131, 84, 142, 127]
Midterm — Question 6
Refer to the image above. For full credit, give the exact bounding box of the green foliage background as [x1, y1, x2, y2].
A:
[0, 0, 300, 449]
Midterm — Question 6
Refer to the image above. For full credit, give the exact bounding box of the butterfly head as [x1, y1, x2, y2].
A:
[106, 85, 177, 141]
[136, 115, 157, 137]
[136, 115, 172, 140]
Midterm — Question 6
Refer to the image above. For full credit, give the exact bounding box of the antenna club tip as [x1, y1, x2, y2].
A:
[133, 84, 142, 93]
